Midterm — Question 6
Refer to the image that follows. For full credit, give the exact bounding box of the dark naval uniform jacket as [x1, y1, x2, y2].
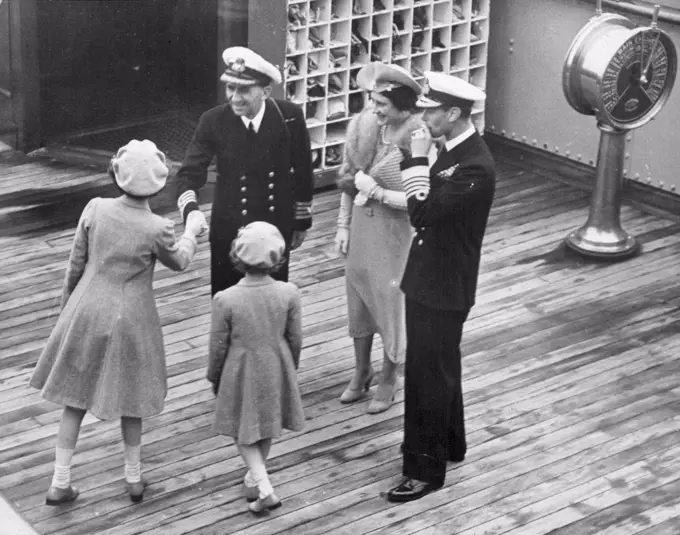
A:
[400, 131, 496, 311]
[398, 130, 496, 486]
[175, 98, 314, 293]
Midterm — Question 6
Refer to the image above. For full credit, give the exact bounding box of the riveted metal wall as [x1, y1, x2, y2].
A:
[487, 0, 680, 196]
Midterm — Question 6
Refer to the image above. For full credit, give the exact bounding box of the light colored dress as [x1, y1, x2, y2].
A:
[29, 196, 197, 420]
[338, 112, 420, 363]
[207, 277, 305, 445]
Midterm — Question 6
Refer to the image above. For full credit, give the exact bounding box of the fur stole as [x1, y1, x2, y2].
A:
[336, 110, 424, 195]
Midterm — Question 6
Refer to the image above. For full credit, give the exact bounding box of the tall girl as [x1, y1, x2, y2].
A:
[30, 139, 207, 505]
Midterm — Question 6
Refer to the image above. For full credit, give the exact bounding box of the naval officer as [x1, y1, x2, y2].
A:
[176, 47, 314, 295]
[387, 72, 496, 503]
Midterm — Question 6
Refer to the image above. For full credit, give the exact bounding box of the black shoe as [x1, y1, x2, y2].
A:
[386, 478, 441, 503]
[448, 452, 465, 463]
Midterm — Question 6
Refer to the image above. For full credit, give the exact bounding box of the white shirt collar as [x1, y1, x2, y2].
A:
[444, 126, 476, 152]
[241, 101, 267, 133]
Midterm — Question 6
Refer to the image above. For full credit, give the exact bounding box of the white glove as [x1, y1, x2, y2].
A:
[335, 228, 349, 256]
[186, 210, 209, 238]
[354, 170, 378, 194]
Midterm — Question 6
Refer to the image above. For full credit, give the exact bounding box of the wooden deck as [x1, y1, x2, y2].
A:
[1, 148, 680, 535]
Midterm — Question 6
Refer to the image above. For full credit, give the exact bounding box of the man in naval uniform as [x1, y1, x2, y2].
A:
[176, 47, 314, 295]
[387, 72, 496, 503]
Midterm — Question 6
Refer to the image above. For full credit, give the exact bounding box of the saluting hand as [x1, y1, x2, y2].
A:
[410, 127, 433, 159]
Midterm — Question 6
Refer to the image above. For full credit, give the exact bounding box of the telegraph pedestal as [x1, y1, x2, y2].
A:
[561, 1, 676, 261]
[565, 123, 638, 259]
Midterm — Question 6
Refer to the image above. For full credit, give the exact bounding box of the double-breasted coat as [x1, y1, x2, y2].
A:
[176, 99, 314, 294]
[399, 131, 496, 486]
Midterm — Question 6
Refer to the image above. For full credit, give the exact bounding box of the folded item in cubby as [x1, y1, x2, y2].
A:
[327, 99, 347, 121]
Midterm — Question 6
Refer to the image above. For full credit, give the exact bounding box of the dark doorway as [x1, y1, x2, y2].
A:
[37, 0, 218, 158]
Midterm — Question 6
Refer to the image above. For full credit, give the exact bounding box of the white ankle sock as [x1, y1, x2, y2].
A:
[124, 444, 142, 483]
[51, 447, 74, 489]
[244, 470, 257, 487]
[250, 465, 273, 498]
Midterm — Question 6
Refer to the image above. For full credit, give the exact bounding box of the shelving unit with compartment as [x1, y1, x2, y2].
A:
[248, 0, 490, 188]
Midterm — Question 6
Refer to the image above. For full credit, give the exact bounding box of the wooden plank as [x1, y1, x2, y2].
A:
[2, 154, 680, 535]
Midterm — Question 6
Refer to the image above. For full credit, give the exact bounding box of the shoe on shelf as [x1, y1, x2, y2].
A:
[386, 478, 442, 503]
[248, 492, 282, 515]
[340, 368, 375, 403]
[367, 377, 397, 414]
[45, 485, 79, 506]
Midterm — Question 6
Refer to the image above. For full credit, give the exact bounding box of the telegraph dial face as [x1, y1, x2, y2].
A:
[601, 28, 676, 128]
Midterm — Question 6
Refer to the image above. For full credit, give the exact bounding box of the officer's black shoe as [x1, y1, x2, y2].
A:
[448, 452, 465, 463]
[386, 478, 442, 503]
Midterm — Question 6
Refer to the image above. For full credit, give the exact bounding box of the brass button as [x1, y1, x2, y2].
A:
[268, 171, 274, 177]
[268, 183, 275, 190]
[269, 206, 275, 212]
[418, 239, 423, 246]
[241, 186, 246, 192]
[242, 209, 248, 216]
[240, 175, 246, 181]
[241, 198, 247, 204]
[268, 195, 274, 201]
[290, 166, 295, 173]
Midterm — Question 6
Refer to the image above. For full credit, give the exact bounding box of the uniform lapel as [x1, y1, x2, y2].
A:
[431, 132, 479, 176]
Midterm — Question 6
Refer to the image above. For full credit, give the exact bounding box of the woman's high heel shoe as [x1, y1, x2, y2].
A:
[367, 378, 398, 414]
[340, 369, 375, 404]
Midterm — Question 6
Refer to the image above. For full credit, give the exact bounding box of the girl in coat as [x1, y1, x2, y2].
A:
[207, 221, 304, 514]
[30, 139, 207, 505]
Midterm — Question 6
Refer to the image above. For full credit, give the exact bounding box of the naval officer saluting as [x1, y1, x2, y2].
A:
[176, 47, 314, 295]
[387, 72, 496, 503]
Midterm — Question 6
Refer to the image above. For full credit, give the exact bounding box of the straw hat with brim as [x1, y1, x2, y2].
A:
[112, 139, 168, 197]
[232, 221, 286, 269]
[356, 62, 422, 95]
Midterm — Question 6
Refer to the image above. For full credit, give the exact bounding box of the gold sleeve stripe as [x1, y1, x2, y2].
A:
[178, 190, 198, 213]
[402, 165, 430, 200]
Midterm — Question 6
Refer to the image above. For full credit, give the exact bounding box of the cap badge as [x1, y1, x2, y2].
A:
[227, 57, 247, 73]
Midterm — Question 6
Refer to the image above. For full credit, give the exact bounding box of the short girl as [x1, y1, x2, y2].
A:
[208, 221, 305, 514]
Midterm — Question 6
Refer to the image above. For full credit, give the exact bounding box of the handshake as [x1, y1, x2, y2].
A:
[185, 210, 210, 239]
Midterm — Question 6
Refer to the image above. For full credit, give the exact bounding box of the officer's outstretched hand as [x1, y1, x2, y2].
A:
[186, 210, 209, 238]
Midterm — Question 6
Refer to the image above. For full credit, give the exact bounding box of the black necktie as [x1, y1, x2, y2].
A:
[248, 122, 257, 137]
